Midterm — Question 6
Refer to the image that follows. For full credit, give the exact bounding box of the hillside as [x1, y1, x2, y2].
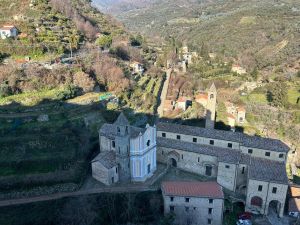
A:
[0, 0, 164, 198]
[96, 0, 300, 71]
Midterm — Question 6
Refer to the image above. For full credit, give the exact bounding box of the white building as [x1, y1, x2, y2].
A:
[0, 25, 18, 39]
[92, 113, 157, 184]
[162, 181, 224, 225]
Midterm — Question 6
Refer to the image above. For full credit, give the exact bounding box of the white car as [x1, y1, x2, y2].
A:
[236, 219, 252, 225]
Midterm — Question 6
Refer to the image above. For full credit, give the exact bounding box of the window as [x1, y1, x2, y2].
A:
[111, 177, 114, 183]
[177, 135, 181, 140]
[182, 154, 184, 160]
[209, 199, 213, 204]
[208, 219, 212, 224]
[242, 167, 245, 174]
[185, 198, 190, 203]
[147, 164, 151, 174]
[117, 127, 120, 133]
[279, 154, 284, 158]
[162, 150, 164, 155]
[208, 208, 212, 214]
[112, 141, 115, 148]
[198, 157, 200, 163]
[116, 167, 118, 174]
[162, 133, 166, 137]
[205, 165, 212, 176]
[228, 143, 233, 148]
[170, 197, 174, 202]
[272, 187, 277, 194]
[265, 152, 270, 157]
[258, 185, 263, 192]
[147, 140, 150, 147]
[193, 207, 197, 210]
[248, 149, 253, 154]
[225, 165, 230, 169]
[170, 206, 174, 212]
[210, 94, 214, 99]
[193, 137, 197, 143]
[209, 140, 214, 145]
[118, 147, 121, 154]
[185, 207, 189, 212]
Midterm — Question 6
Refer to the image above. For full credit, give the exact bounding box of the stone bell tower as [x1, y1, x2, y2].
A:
[205, 83, 217, 129]
[114, 113, 131, 182]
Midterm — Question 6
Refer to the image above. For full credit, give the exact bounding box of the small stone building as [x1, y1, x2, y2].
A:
[92, 151, 119, 185]
[162, 181, 224, 225]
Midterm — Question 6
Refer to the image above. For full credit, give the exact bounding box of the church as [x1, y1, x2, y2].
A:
[92, 113, 157, 185]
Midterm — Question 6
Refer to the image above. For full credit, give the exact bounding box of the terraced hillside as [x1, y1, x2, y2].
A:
[96, 0, 300, 70]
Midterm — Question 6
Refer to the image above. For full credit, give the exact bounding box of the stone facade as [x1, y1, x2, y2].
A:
[157, 122, 289, 217]
[162, 181, 224, 225]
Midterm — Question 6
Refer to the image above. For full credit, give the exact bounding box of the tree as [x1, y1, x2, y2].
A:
[130, 35, 143, 46]
[266, 82, 288, 108]
[73, 71, 95, 92]
[96, 35, 112, 49]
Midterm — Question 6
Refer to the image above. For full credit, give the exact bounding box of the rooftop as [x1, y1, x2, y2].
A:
[248, 157, 288, 184]
[290, 186, 300, 198]
[162, 181, 224, 198]
[157, 122, 289, 153]
[100, 123, 145, 139]
[92, 151, 117, 169]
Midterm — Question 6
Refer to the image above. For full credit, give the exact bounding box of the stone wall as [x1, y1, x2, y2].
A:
[92, 162, 119, 185]
[217, 162, 237, 192]
[245, 179, 288, 217]
[240, 146, 286, 162]
[163, 194, 224, 225]
[157, 131, 240, 150]
[157, 146, 218, 178]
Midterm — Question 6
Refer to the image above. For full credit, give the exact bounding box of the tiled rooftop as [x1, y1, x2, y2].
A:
[100, 123, 146, 139]
[157, 122, 289, 153]
[92, 151, 117, 169]
[248, 157, 288, 184]
[162, 181, 224, 198]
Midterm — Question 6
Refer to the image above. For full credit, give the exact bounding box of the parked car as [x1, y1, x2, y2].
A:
[236, 219, 252, 225]
[238, 212, 252, 220]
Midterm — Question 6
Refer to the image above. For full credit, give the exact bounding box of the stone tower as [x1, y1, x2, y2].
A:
[114, 113, 131, 182]
[205, 83, 217, 129]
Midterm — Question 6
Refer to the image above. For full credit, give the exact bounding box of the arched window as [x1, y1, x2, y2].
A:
[147, 140, 150, 147]
[117, 127, 120, 133]
[210, 94, 214, 99]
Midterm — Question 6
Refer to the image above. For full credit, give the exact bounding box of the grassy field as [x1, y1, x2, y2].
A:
[288, 85, 300, 105]
[0, 88, 64, 106]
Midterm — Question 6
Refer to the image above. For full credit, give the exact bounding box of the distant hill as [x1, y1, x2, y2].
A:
[98, 0, 300, 71]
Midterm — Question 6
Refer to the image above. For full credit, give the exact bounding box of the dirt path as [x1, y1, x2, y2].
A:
[0, 186, 158, 207]
[157, 69, 172, 117]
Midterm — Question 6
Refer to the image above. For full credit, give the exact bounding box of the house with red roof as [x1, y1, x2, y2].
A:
[162, 181, 224, 225]
[0, 25, 18, 39]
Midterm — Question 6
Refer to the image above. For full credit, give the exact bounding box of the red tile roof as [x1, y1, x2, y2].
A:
[161, 181, 224, 198]
[290, 186, 300, 198]
[195, 93, 208, 100]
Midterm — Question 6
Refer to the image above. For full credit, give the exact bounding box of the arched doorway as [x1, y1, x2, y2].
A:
[268, 200, 281, 216]
[251, 196, 263, 207]
[169, 158, 177, 167]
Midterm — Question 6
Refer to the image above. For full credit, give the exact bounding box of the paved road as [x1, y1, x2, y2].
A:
[0, 186, 158, 207]
[157, 69, 172, 117]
